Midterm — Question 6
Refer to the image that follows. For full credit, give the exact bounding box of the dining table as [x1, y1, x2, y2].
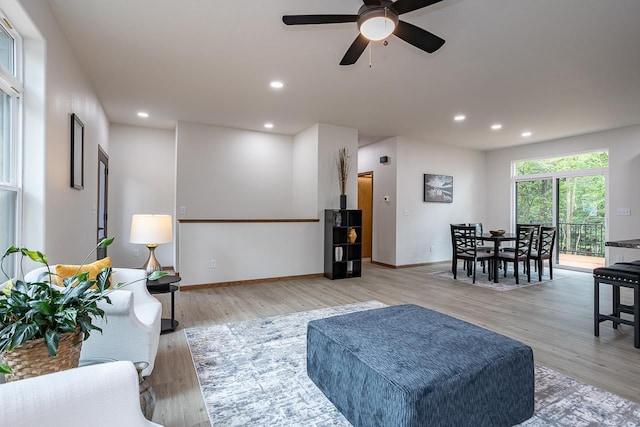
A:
[477, 233, 517, 283]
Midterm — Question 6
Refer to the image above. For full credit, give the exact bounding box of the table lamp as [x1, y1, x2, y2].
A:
[129, 214, 173, 275]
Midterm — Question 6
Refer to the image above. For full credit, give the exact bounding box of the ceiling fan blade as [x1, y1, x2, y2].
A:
[340, 34, 370, 65]
[362, 0, 382, 5]
[391, 0, 443, 15]
[394, 20, 445, 53]
[282, 15, 357, 25]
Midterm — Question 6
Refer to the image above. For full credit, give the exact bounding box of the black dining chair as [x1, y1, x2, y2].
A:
[450, 225, 494, 283]
[497, 225, 535, 284]
[503, 223, 540, 252]
[450, 223, 468, 274]
[528, 226, 557, 281]
[468, 222, 492, 272]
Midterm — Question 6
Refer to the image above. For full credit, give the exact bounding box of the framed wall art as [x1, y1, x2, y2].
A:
[424, 174, 453, 203]
[71, 113, 84, 190]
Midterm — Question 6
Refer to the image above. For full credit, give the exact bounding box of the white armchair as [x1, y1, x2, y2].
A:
[24, 267, 161, 376]
[0, 361, 163, 426]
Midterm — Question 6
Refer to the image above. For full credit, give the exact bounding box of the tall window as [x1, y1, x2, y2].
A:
[0, 12, 22, 277]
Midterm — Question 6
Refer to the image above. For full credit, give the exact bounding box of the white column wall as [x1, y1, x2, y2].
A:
[292, 124, 318, 217]
[317, 124, 359, 212]
[108, 124, 176, 268]
[358, 138, 398, 265]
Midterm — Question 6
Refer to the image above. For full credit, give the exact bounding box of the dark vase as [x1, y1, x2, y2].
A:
[340, 194, 347, 210]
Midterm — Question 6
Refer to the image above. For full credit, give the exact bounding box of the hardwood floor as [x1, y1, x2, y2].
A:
[148, 262, 640, 427]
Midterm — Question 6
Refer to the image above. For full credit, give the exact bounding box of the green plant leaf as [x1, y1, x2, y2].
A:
[0, 363, 12, 374]
[44, 329, 60, 357]
[147, 270, 168, 281]
[75, 271, 90, 283]
[28, 300, 53, 316]
[22, 249, 48, 265]
[97, 237, 115, 249]
[77, 318, 98, 336]
[9, 323, 39, 350]
[2, 246, 20, 259]
[95, 268, 112, 292]
[56, 307, 78, 325]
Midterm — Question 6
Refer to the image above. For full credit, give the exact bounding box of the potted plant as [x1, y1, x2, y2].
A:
[336, 147, 352, 209]
[0, 237, 165, 379]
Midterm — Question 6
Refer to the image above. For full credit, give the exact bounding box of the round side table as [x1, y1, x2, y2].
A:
[146, 275, 181, 333]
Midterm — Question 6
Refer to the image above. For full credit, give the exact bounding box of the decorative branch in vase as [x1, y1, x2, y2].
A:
[336, 147, 352, 210]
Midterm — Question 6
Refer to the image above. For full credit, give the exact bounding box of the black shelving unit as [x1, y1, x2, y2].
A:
[324, 209, 362, 279]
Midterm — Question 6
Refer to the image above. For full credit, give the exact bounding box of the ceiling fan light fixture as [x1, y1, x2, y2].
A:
[358, 8, 398, 41]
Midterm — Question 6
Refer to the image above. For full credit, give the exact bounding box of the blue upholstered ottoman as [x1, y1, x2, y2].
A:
[307, 304, 534, 427]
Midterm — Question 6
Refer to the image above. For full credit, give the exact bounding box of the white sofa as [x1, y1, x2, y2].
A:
[24, 267, 162, 376]
[0, 361, 163, 426]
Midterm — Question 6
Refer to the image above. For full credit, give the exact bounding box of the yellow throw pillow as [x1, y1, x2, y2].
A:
[54, 257, 112, 288]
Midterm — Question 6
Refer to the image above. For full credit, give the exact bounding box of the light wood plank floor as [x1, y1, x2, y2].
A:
[148, 262, 640, 427]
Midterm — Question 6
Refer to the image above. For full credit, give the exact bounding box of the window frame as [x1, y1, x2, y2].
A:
[0, 10, 23, 274]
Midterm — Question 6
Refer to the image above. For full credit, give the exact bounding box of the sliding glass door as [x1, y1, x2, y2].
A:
[514, 151, 608, 270]
[557, 174, 606, 267]
[515, 179, 553, 226]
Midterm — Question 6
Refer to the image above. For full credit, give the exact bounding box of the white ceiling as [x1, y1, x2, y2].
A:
[47, 0, 640, 151]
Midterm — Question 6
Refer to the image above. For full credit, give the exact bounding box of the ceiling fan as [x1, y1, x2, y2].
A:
[282, 0, 445, 66]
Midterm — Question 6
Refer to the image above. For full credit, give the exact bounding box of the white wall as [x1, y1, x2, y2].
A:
[317, 124, 359, 211]
[176, 121, 358, 286]
[396, 137, 487, 266]
[358, 138, 398, 265]
[359, 137, 487, 266]
[108, 124, 176, 268]
[8, 0, 110, 264]
[292, 124, 318, 217]
[359, 137, 487, 267]
[176, 121, 294, 219]
[486, 124, 640, 264]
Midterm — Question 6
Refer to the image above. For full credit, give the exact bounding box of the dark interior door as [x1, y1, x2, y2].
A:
[97, 146, 109, 259]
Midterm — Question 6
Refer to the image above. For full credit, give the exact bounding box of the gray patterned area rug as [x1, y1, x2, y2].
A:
[185, 301, 640, 426]
[430, 269, 557, 291]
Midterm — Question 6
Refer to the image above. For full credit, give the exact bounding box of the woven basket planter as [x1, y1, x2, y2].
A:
[1, 330, 83, 382]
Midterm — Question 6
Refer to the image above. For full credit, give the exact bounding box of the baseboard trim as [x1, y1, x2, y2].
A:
[180, 273, 324, 291]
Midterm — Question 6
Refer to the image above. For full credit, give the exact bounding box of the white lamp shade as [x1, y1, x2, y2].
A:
[359, 16, 396, 41]
[129, 214, 173, 245]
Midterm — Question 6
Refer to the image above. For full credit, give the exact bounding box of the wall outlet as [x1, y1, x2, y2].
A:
[210, 259, 216, 269]
[617, 208, 631, 216]
[616, 255, 624, 262]
[180, 206, 187, 214]
[133, 249, 139, 257]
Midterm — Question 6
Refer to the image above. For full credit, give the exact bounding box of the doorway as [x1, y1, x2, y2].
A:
[358, 172, 373, 259]
[97, 146, 109, 260]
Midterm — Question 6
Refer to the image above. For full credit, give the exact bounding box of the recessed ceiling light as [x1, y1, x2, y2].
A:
[264, 123, 274, 129]
[454, 115, 466, 122]
[521, 131, 532, 137]
[137, 112, 149, 118]
[491, 124, 502, 130]
[270, 81, 284, 89]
